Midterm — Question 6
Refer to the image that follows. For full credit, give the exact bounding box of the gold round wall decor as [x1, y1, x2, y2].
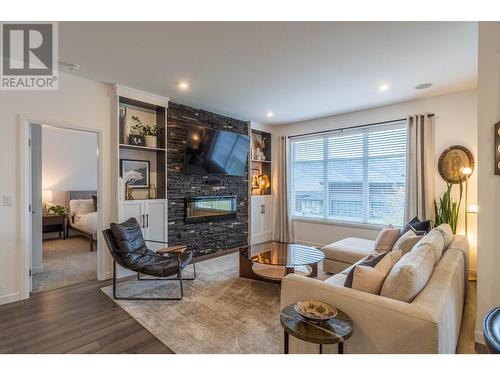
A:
[438, 145, 474, 183]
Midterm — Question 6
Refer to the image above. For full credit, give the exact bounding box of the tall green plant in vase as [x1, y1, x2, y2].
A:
[433, 181, 463, 234]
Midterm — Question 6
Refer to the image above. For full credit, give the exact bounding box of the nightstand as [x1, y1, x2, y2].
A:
[43, 214, 67, 240]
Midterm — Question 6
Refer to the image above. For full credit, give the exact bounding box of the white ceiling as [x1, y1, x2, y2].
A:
[59, 22, 477, 125]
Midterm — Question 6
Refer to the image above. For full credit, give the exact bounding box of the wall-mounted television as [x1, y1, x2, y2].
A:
[183, 125, 250, 176]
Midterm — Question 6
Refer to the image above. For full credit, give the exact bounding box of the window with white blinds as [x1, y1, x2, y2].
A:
[290, 121, 407, 226]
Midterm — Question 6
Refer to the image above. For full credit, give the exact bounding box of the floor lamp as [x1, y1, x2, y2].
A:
[461, 167, 476, 281]
[461, 167, 473, 238]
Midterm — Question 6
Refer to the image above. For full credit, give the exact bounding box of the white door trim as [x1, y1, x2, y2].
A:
[19, 115, 106, 300]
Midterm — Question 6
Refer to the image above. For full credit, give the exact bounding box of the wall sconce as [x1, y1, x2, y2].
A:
[256, 174, 270, 195]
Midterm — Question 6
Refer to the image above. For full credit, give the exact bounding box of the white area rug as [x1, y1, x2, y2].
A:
[101, 253, 283, 353]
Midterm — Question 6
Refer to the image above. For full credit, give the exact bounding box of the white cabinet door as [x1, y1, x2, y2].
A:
[120, 200, 145, 230]
[144, 200, 167, 251]
[251, 195, 273, 244]
[251, 196, 263, 240]
[263, 196, 273, 234]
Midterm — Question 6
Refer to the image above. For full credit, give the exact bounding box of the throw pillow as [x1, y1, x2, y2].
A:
[401, 216, 420, 234]
[350, 250, 402, 294]
[402, 216, 432, 235]
[344, 252, 386, 288]
[380, 244, 435, 302]
[374, 226, 401, 252]
[392, 231, 423, 254]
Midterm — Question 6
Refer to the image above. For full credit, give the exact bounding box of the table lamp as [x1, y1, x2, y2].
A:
[257, 174, 270, 195]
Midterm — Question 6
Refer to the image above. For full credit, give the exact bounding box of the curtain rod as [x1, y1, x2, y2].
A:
[288, 114, 435, 139]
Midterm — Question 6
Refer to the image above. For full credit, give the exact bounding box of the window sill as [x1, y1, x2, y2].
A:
[291, 217, 387, 231]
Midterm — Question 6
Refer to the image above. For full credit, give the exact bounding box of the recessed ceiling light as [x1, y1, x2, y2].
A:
[60, 62, 80, 71]
[178, 82, 189, 89]
[378, 84, 389, 92]
[415, 82, 433, 90]
[266, 111, 274, 118]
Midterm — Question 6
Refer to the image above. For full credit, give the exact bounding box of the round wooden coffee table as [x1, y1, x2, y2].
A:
[280, 304, 353, 354]
[239, 241, 325, 282]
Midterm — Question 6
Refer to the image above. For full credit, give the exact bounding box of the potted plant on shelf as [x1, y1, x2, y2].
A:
[130, 116, 159, 148]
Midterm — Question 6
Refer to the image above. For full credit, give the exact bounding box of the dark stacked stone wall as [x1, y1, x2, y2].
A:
[167, 102, 249, 256]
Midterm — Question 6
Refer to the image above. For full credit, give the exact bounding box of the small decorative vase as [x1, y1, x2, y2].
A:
[120, 107, 128, 144]
[145, 135, 157, 148]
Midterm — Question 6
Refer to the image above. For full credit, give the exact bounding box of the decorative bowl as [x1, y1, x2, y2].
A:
[294, 300, 337, 322]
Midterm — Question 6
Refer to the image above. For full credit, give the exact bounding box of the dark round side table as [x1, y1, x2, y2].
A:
[280, 304, 353, 354]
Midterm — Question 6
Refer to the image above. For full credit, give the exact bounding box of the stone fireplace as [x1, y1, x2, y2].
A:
[185, 196, 237, 224]
[167, 102, 249, 256]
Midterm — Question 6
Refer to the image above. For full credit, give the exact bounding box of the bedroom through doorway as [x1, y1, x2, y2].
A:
[29, 123, 99, 293]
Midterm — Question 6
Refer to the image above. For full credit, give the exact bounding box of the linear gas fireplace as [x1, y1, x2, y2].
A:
[185, 196, 237, 224]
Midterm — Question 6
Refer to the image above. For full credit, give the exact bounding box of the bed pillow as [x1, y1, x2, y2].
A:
[92, 195, 97, 212]
[69, 199, 95, 224]
[374, 225, 401, 252]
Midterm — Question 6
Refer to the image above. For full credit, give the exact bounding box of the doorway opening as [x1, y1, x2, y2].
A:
[29, 123, 100, 293]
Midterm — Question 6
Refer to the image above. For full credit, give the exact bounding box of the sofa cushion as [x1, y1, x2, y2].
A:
[324, 273, 347, 287]
[110, 217, 146, 253]
[344, 252, 386, 288]
[418, 230, 445, 265]
[350, 250, 402, 294]
[432, 223, 454, 249]
[392, 230, 423, 255]
[321, 237, 375, 265]
[380, 244, 435, 302]
[374, 226, 401, 252]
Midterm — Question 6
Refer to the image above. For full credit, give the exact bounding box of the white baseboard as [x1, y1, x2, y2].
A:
[251, 232, 273, 245]
[0, 291, 26, 306]
[32, 265, 44, 274]
[474, 330, 485, 345]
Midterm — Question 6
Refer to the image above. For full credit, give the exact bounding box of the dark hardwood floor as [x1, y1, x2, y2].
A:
[0, 279, 173, 354]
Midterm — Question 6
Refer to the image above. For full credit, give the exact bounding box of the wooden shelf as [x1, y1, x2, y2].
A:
[119, 144, 166, 152]
[251, 159, 271, 163]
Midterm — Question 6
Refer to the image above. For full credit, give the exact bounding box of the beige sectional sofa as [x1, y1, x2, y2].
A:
[280, 232, 469, 354]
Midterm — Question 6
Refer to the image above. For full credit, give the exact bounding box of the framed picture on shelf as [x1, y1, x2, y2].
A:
[120, 159, 150, 188]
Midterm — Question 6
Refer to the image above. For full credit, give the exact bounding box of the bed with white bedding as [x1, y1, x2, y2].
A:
[67, 191, 98, 251]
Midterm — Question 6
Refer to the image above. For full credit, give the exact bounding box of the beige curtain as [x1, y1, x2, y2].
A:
[275, 136, 294, 243]
[405, 114, 435, 222]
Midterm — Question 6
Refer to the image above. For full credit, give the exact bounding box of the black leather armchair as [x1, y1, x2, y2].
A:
[102, 217, 196, 301]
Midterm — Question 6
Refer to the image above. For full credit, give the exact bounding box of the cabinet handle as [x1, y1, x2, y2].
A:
[146, 214, 149, 228]
[261, 205, 265, 214]
[141, 214, 145, 228]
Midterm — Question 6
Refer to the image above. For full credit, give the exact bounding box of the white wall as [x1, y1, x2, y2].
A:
[42, 126, 98, 192]
[271, 90, 478, 271]
[0, 72, 114, 305]
[475, 22, 500, 344]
